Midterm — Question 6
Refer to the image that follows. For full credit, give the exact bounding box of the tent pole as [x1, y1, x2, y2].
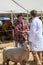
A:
[41, 11, 42, 20]
[11, 12, 15, 46]
[26, 10, 29, 42]
[27, 10, 29, 23]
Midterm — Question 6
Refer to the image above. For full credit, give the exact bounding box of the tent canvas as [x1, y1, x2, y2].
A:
[0, 0, 27, 13]
[0, 0, 43, 13]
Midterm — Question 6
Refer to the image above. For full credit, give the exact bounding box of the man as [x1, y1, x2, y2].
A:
[14, 14, 28, 47]
[29, 10, 43, 65]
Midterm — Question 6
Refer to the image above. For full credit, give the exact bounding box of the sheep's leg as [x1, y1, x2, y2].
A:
[6, 59, 9, 65]
[22, 61, 26, 65]
[3, 61, 5, 65]
[14, 62, 17, 65]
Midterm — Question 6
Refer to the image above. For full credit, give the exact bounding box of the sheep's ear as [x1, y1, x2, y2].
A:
[26, 47, 28, 49]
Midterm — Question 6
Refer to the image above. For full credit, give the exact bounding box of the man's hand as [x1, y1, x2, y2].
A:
[21, 30, 29, 33]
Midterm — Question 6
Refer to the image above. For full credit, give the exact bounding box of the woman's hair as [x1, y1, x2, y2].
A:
[30, 10, 37, 17]
[17, 13, 23, 18]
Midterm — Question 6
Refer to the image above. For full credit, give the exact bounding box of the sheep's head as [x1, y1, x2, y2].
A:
[21, 41, 30, 52]
[21, 41, 29, 60]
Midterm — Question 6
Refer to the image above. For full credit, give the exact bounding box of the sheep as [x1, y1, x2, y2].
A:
[3, 43, 29, 65]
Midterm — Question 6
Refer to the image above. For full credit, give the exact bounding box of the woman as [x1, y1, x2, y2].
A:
[14, 14, 28, 47]
[29, 10, 43, 65]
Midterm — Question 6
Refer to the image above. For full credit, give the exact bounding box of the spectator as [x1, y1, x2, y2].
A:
[14, 13, 28, 47]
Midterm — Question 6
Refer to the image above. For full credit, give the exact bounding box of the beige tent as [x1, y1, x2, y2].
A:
[0, 0, 43, 13]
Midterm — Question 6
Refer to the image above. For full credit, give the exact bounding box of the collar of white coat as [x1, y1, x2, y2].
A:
[32, 17, 38, 21]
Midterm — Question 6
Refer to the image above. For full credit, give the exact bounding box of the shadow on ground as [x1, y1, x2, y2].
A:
[0, 62, 43, 65]
[0, 61, 37, 65]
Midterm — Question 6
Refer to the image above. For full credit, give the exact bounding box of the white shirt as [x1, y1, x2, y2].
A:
[29, 17, 43, 51]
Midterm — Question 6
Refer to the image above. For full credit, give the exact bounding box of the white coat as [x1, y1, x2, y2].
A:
[29, 17, 43, 51]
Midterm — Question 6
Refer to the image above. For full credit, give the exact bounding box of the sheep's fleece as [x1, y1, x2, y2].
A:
[3, 46, 29, 63]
